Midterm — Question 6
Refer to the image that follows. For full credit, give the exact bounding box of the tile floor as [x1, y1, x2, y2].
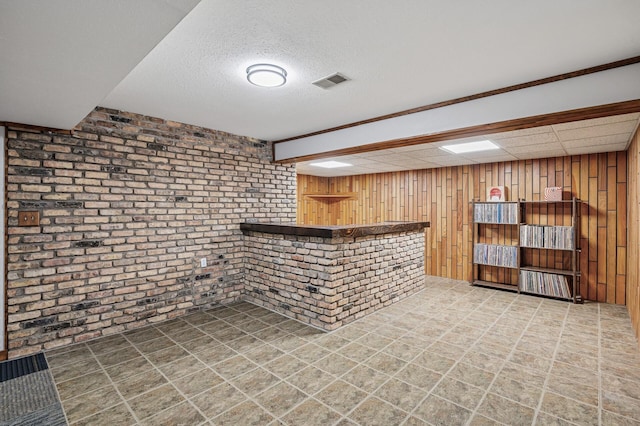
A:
[45, 277, 640, 425]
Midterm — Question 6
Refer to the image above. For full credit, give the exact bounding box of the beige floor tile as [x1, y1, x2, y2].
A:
[539, 391, 598, 426]
[602, 374, 640, 401]
[45, 345, 93, 367]
[290, 343, 330, 363]
[341, 364, 389, 393]
[134, 335, 176, 354]
[446, 362, 495, 390]
[211, 400, 274, 425]
[348, 396, 407, 425]
[254, 381, 308, 417]
[145, 345, 190, 367]
[244, 343, 285, 364]
[71, 403, 136, 426]
[94, 345, 140, 368]
[395, 363, 441, 390]
[315, 380, 368, 415]
[313, 353, 358, 376]
[365, 352, 406, 375]
[413, 394, 472, 426]
[546, 375, 599, 407]
[264, 354, 308, 380]
[115, 368, 168, 400]
[489, 374, 542, 408]
[210, 354, 257, 379]
[104, 355, 154, 383]
[156, 354, 208, 380]
[600, 409, 640, 426]
[190, 382, 247, 418]
[433, 377, 485, 411]
[281, 399, 342, 426]
[141, 401, 206, 426]
[172, 368, 224, 398]
[382, 340, 423, 362]
[62, 384, 123, 424]
[87, 334, 132, 355]
[412, 349, 456, 374]
[478, 392, 535, 425]
[123, 326, 165, 344]
[285, 365, 335, 395]
[127, 383, 185, 421]
[374, 378, 426, 412]
[50, 356, 102, 382]
[602, 390, 640, 422]
[229, 367, 280, 396]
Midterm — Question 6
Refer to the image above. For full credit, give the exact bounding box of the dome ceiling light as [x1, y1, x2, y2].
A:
[246, 63, 287, 88]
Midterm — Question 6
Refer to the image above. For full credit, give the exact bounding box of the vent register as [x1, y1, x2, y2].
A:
[312, 72, 350, 89]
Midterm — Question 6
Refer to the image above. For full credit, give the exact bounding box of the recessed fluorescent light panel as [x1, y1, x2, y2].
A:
[440, 140, 499, 154]
[309, 161, 352, 168]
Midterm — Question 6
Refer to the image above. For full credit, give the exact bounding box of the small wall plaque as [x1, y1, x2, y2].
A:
[487, 186, 505, 202]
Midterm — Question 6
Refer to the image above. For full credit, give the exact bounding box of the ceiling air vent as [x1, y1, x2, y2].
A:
[312, 72, 350, 89]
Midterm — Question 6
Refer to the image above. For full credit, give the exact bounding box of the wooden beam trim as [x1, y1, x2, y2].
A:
[0, 122, 73, 135]
[275, 99, 640, 164]
[274, 55, 640, 145]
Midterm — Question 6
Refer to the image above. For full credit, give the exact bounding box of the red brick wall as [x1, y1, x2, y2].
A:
[5, 108, 296, 357]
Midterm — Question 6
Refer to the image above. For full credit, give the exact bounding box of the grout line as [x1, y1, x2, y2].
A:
[530, 301, 571, 425]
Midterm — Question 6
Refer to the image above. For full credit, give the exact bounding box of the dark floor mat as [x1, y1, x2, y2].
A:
[0, 353, 48, 383]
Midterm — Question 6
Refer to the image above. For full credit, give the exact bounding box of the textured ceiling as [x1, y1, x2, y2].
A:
[100, 0, 640, 141]
[2, 0, 640, 176]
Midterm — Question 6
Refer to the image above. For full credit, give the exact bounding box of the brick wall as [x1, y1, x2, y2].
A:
[243, 230, 425, 330]
[6, 108, 296, 357]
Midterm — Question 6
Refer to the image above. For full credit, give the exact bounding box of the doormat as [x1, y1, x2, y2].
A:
[0, 353, 67, 426]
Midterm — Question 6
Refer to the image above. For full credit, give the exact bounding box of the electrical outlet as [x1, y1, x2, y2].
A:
[200, 258, 207, 268]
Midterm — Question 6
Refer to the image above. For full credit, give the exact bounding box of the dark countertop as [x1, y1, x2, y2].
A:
[240, 221, 430, 238]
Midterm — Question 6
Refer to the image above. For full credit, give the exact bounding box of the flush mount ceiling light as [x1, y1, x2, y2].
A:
[440, 140, 500, 154]
[246, 63, 287, 87]
[309, 161, 352, 169]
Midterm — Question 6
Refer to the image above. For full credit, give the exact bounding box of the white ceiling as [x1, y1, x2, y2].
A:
[2, 1, 640, 176]
[0, 0, 200, 129]
[296, 113, 640, 177]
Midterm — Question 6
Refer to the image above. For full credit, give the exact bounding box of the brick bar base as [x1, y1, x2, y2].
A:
[243, 228, 426, 330]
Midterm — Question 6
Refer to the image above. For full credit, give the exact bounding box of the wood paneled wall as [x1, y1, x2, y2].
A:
[627, 129, 640, 339]
[298, 153, 628, 304]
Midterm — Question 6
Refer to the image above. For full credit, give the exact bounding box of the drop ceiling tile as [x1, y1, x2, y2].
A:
[551, 113, 640, 131]
[504, 142, 564, 155]
[461, 153, 518, 163]
[561, 133, 630, 149]
[494, 132, 558, 148]
[429, 156, 477, 167]
[555, 120, 638, 141]
[564, 143, 628, 156]
[514, 148, 568, 160]
[490, 126, 554, 139]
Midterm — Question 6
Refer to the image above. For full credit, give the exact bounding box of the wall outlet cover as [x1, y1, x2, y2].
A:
[200, 258, 207, 268]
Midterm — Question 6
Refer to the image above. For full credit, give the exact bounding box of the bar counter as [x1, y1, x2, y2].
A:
[241, 221, 429, 330]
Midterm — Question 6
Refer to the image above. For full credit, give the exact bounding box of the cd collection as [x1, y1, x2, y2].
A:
[473, 243, 518, 268]
[520, 270, 571, 299]
[473, 203, 518, 224]
[520, 225, 574, 250]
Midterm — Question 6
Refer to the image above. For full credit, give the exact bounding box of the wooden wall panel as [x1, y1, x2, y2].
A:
[298, 152, 628, 304]
[627, 129, 640, 341]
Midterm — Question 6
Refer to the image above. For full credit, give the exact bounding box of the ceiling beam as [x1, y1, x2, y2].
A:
[273, 58, 640, 163]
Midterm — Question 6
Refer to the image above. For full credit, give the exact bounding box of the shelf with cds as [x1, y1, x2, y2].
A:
[471, 197, 582, 303]
[471, 201, 520, 293]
